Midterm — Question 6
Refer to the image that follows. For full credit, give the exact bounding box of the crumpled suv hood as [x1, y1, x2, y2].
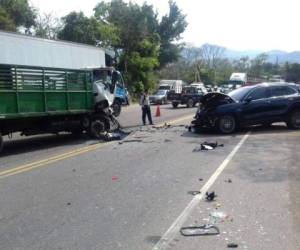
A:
[200, 92, 235, 109]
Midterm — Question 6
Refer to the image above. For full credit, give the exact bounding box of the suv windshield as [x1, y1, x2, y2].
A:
[228, 86, 252, 101]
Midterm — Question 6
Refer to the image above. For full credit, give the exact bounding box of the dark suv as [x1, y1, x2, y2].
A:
[192, 83, 300, 133]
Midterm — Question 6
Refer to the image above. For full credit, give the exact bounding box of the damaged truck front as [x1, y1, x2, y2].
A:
[0, 64, 123, 153]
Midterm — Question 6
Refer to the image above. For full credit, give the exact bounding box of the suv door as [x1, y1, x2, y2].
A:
[240, 87, 272, 125]
[268, 86, 298, 119]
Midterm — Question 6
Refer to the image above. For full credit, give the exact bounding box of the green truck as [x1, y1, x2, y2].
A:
[0, 64, 124, 152]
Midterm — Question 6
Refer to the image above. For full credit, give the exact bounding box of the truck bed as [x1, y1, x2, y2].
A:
[0, 64, 94, 119]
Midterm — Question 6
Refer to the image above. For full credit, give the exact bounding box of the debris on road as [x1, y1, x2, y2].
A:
[152, 122, 171, 130]
[180, 224, 220, 236]
[193, 141, 224, 152]
[227, 243, 239, 248]
[111, 176, 118, 181]
[209, 211, 228, 224]
[187, 191, 201, 196]
[206, 191, 217, 201]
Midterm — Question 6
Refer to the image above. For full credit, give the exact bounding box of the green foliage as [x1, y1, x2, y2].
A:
[0, 7, 15, 31]
[35, 13, 60, 39]
[158, 0, 187, 66]
[0, 0, 36, 31]
[93, 0, 187, 90]
[57, 12, 100, 45]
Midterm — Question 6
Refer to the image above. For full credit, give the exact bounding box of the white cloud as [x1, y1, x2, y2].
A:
[31, 0, 300, 51]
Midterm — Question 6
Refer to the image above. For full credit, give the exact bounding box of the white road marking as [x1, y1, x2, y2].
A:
[152, 131, 251, 250]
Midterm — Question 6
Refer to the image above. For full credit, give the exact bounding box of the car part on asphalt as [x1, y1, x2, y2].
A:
[180, 224, 220, 236]
[193, 141, 224, 152]
[227, 243, 239, 248]
[206, 191, 217, 201]
[187, 191, 201, 196]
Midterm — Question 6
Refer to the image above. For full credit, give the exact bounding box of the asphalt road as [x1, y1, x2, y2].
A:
[0, 105, 300, 250]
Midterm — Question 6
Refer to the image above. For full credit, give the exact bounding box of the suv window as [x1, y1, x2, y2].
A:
[248, 87, 269, 100]
[270, 86, 297, 97]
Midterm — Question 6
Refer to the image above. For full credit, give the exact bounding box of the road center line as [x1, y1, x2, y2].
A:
[152, 131, 251, 250]
[0, 114, 194, 179]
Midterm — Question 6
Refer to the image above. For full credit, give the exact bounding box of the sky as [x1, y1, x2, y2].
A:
[31, 0, 300, 52]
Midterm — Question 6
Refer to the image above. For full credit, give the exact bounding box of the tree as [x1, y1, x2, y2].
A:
[93, 0, 187, 90]
[94, 0, 161, 91]
[57, 12, 101, 45]
[158, 0, 187, 67]
[35, 12, 60, 39]
[0, 0, 36, 32]
[0, 6, 15, 31]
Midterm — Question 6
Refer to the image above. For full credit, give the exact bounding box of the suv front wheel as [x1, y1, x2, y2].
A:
[287, 110, 300, 129]
[218, 115, 236, 134]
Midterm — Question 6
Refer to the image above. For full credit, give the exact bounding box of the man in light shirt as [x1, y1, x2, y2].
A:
[139, 89, 153, 125]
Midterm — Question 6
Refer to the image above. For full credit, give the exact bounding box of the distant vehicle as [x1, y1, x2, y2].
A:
[167, 86, 205, 108]
[190, 82, 207, 94]
[149, 89, 169, 105]
[191, 82, 300, 133]
[229, 73, 247, 87]
[158, 80, 184, 93]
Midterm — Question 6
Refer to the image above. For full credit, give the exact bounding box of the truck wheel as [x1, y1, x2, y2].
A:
[218, 115, 236, 134]
[112, 100, 122, 117]
[90, 120, 107, 139]
[287, 110, 300, 129]
[0, 133, 3, 153]
[187, 99, 194, 108]
[172, 102, 178, 108]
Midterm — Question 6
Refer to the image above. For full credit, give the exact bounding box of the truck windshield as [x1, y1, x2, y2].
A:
[93, 70, 112, 86]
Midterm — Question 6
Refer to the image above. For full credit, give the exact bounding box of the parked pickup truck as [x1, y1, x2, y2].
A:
[167, 86, 205, 108]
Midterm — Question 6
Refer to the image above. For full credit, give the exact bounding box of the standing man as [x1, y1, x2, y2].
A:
[140, 89, 153, 125]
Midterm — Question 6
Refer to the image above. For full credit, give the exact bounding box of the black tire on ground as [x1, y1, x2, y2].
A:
[0, 133, 3, 153]
[218, 115, 236, 134]
[287, 110, 300, 129]
[112, 100, 122, 117]
[172, 102, 178, 108]
[90, 120, 107, 139]
[187, 99, 194, 108]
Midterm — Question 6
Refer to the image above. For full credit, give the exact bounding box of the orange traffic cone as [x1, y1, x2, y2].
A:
[155, 105, 161, 117]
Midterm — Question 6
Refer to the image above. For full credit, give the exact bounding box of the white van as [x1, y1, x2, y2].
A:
[158, 80, 184, 93]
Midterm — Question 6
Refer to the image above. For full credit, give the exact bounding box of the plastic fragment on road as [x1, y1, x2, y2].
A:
[227, 243, 238, 248]
[187, 191, 201, 196]
[180, 224, 220, 236]
[206, 191, 217, 201]
[112, 176, 118, 181]
[193, 141, 224, 152]
[209, 211, 229, 224]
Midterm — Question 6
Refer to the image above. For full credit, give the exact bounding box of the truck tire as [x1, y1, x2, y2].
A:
[172, 102, 178, 108]
[218, 115, 236, 134]
[0, 133, 3, 153]
[90, 120, 107, 139]
[187, 99, 194, 108]
[287, 110, 300, 129]
[112, 100, 122, 117]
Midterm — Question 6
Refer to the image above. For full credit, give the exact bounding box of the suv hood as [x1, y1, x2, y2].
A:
[200, 92, 235, 108]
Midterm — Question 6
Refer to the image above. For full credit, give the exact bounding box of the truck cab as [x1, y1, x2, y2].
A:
[92, 67, 125, 117]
